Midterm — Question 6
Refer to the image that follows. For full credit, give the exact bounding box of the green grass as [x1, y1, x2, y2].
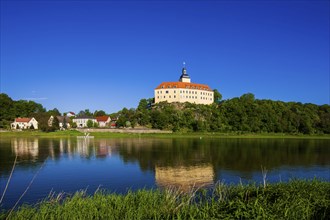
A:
[1, 130, 330, 139]
[2, 180, 329, 219]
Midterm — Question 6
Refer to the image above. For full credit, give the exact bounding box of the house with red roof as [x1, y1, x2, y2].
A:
[11, 117, 38, 130]
[66, 112, 76, 118]
[96, 116, 111, 127]
[154, 66, 214, 105]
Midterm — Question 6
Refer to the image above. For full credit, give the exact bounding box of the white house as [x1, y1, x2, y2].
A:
[11, 117, 38, 130]
[72, 116, 97, 128]
[96, 116, 111, 127]
[66, 112, 76, 118]
[48, 116, 71, 129]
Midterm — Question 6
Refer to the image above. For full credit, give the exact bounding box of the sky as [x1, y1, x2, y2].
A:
[1, 0, 329, 114]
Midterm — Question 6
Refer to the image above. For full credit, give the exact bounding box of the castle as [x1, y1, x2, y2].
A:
[154, 66, 214, 105]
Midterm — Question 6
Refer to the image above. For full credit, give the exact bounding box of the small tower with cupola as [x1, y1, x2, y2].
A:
[179, 63, 191, 83]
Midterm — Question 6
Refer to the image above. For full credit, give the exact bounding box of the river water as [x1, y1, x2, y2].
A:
[0, 137, 329, 209]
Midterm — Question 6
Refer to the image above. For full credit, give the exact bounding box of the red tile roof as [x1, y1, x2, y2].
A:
[16, 118, 32, 123]
[96, 116, 110, 122]
[155, 82, 212, 91]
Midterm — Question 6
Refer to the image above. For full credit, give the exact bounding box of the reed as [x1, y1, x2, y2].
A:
[2, 179, 329, 219]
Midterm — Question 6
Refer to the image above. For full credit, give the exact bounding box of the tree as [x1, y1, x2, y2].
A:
[71, 122, 77, 128]
[62, 116, 67, 129]
[94, 110, 106, 117]
[213, 89, 222, 104]
[51, 116, 60, 131]
[87, 120, 94, 128]
[48, 108, 61, 116]
[77, 109, 93, 117]
[240, 93, 255, 103]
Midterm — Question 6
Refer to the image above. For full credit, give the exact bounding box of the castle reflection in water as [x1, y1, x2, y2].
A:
[8, 137, 329, 192]
[9, 138, 215, 191]
[155, 164, 214, 191]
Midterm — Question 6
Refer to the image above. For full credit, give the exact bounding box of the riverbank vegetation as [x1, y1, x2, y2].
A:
[1, 93, 329, 134]
[1, 180, 329, 219]
[1, 130, 330, 139]
[128, 95, 330, 134]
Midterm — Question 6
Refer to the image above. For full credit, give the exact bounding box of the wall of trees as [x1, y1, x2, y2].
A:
[1, 92, 329, 134]
[127, 94, 330, 134]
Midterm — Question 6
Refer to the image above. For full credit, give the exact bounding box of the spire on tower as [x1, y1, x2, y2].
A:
[179, 62, 191, 83]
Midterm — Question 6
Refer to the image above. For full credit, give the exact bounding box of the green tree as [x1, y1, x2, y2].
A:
[51, 116, 60, 131]
[71, 122, 77, 128]
[48, 108, 61, 116]
[62, 116, 67, 129]
[94, 110, 106, 117]
[213, 89, 222, 104]
[78, 109, 93, 117]
[87, 120, 94, 128]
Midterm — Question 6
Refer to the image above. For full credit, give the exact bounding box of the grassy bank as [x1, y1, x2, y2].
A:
[1, 130, 330, 139]
[1, 180, 329, 219]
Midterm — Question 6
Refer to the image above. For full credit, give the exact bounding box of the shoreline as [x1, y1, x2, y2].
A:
[1, 129, 330, 139]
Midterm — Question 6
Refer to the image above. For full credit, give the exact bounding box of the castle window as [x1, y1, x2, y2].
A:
[166, 91, 169, 94]
[169, 96, 171, 98]
[174, 91, 176, 93]
[174, 86, 177, 88]
[174, 95, 176, 98]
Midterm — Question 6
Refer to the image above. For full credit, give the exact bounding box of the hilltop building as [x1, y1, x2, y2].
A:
[154, 67, 214, 105]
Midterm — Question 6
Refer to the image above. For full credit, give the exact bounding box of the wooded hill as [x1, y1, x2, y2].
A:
[1, 93, 329, 134]
[115, 93, 330, 134]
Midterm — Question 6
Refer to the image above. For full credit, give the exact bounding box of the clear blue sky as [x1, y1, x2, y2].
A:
[1, 0, 329, 114]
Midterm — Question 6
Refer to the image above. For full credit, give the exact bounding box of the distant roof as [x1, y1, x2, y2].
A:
[56, 116, 70, 123]
[155, 82, 212, 91]
[74, 116, 95, 119]
[68, 112, 75, 115]
[96, 116, 110, 122]
[15, 118, 32, 122]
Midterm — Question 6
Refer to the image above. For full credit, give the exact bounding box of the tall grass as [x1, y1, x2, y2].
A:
[2, 179, 329, 219]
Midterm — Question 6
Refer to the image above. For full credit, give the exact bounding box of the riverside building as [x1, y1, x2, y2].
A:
[154, 67, 214, 105]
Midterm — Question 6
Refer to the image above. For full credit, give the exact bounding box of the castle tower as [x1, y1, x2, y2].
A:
[179, 67, 191, 83]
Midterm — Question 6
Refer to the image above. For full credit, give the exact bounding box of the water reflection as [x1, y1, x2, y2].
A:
[1, 137, 329, 184]
[11, 138, 39, 159]
[155, 164, 214, 191]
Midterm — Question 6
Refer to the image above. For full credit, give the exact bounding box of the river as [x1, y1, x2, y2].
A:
[0, 137, 329, 209]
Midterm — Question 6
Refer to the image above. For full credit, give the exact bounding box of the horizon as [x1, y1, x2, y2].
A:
[1, 0, 329, 113]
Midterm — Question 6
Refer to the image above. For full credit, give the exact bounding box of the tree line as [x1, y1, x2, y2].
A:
[1, 92, 329, 134]
[116, 93, 329, 134]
